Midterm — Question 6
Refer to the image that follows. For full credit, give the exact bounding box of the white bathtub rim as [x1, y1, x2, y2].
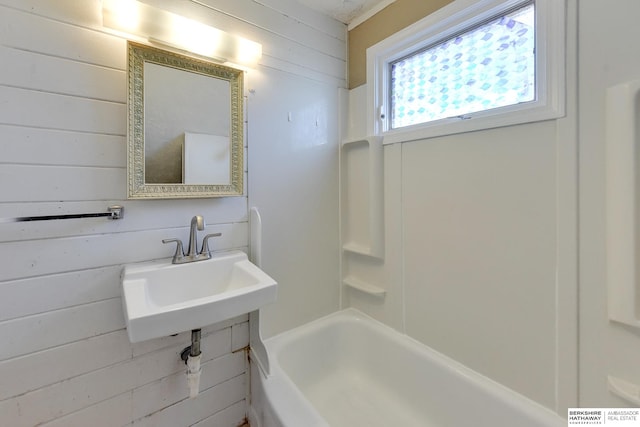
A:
[253, 353, 329, 427]
[260, 308, 563, 426]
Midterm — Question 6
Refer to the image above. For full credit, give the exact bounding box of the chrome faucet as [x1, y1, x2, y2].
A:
[187, 215, 204, 258]
[163, 215, 222, 264]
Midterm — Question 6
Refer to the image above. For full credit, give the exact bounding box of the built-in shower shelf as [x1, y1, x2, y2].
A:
[341, 136, 384, 260]
[606, 79, 640, 329]
[343, 276, 386, 297]
[343, 242, 378, 257]
[608, 375, 640, 406]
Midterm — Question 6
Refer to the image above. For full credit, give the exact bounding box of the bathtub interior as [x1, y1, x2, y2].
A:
[256, 309, 564, 427]
[273, 317, 428, 426]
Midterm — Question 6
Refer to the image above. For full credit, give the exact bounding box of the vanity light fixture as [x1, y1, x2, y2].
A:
[102, 0, 262, 69]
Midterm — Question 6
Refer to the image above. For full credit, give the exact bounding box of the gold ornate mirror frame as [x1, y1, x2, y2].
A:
[127, 41, 244, 199]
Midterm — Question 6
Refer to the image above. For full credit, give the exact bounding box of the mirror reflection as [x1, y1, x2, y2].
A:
[144, 62, 231, 184]
[127, 42, 244, 199]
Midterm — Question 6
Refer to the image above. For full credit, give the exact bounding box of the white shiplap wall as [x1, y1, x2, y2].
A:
[0, 0, 345, 425]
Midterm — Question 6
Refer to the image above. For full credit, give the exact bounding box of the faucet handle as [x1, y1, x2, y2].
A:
[200, 233, 222, 255]
[162, 238, 184, 263]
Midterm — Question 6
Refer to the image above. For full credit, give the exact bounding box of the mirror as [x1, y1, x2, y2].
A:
[127, 41, 244, 199]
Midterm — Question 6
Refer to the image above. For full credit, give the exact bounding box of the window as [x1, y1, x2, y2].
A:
[390, 3, 535, 129]
[367, 0, 565, 144]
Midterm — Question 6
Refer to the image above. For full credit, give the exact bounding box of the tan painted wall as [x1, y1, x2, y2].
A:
[348, 0, 452, 88]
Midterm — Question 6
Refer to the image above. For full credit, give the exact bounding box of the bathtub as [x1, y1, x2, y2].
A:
[249, 308, 564, 427]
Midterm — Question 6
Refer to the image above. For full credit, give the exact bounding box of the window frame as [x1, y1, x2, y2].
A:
[366, 0, 565, 144]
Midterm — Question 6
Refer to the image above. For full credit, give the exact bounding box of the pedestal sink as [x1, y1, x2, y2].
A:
[121, 250, 277, 343]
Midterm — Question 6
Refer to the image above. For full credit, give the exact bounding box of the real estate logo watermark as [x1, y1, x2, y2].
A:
[568, 409, 640, 425]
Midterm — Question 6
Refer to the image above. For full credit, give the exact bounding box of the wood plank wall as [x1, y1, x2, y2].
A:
[0, 0, 345, 425]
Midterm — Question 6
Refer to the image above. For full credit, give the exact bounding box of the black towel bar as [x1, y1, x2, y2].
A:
[1, 206, 124, 222]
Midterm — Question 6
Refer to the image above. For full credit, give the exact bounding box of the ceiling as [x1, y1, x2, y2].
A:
[294, 0, 392, 25]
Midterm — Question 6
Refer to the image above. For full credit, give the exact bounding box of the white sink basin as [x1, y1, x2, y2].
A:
[121, 250, 277, 343]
